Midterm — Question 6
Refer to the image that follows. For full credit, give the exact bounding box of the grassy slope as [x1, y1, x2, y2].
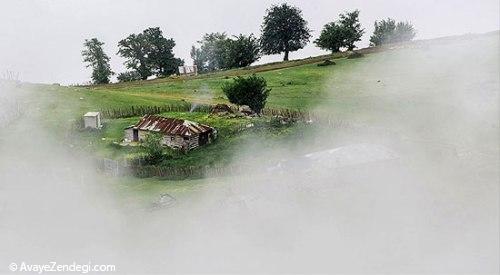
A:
[31, 32, 499, 204]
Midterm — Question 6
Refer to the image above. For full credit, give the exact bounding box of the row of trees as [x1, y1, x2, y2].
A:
[82, 27, 183, 84]
[190, 33, 260, 72]
[82, 3, 416, 84]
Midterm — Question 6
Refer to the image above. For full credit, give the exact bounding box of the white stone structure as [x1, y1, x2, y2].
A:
[83, 112, 102, 129]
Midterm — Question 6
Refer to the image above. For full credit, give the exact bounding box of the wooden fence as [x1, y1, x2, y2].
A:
[95, 156, 250, 180]
[99, 103, 213, 119]
[99, 102, 346, 127]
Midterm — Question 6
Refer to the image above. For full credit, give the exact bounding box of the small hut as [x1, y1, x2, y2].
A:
[124, 115, 216, 150]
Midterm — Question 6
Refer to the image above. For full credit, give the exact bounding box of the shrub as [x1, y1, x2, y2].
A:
[117, 71, 142, 82]
[347, 52, 364, 59]
[142, 132, 164, 164]
[317, 59, 336, 67]
[222, 74, 271, 113]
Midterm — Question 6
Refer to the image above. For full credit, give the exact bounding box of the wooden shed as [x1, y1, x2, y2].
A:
[124, 115, 216, 150]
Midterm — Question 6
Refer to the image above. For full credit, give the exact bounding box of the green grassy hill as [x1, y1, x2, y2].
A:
[20, 31, 498, 203]
[30, 31, 499, 177]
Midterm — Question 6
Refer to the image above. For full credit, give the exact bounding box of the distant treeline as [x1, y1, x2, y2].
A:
[82, 3, 416, 84]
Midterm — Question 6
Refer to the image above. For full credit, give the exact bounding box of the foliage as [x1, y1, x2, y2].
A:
[260, 3, 311, 61]
[82, 38, 113, 84]
[117, 71, 142, 82]
[222, 74, 270, 113]
[191, 32, 230, 72]
[118, 27, 182, 80]
[314, 10, 364, 53]
[190, 46, 205, 72]
[393, 22, 417, 43]
[338, 10, 364, 51]
[314, 22, 345, 53]
[143, 132, 164, 164]
[117, 33, 151, 80]
[191, 33, 261, 72]
[225, 34, 261, 68]
[143, 27, 184, 77]
[370, 18, 416, 46]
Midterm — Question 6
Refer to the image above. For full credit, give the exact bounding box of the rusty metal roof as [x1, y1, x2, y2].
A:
[132, 114, 214, 137]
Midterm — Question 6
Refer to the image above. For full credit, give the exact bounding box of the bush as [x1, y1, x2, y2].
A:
[142, 132, 164, 164]
[317, 59, 336, 67]
[222, 74, 271, 113]
[347, 52, 364, 59]
[117, 71, 142, 82]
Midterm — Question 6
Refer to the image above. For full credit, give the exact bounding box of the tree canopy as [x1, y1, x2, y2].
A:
[314, 10, 364, 53]
[260, 3, 311, 61]
[225, 34, 261, 68]
[143, 27, 184, 77]
[370, 18, 416, 46]
[118, 27, 182, 80]
[82, 38, 113, 84]
[222, 74, 270, 113]
[191, 32, 230, 72]
[191, 33, 261, 72]
[314, 22, 345, 53]
[338, 10, 364, 50]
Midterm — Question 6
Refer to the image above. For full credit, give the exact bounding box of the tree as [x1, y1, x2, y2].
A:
[260, 3, 311, 61]
[338, 10, 364, 50]
[370, 18, 416, 46]
[222, 74, 270, 113]
[191, 32, 231, 72]
[393, 21, 416, 43]
[226, 34, 261, 68]
[315, 10, 364, 53]
[117, 33, 151, 80]
[117, 71, 141, 82]
[118, 27, 182, 80]
[191, 33, 260, 72]
[190, 45, 205, 72]
[143, 27, 183, 77]
[314, 22, 345, 53]
[82, 38, 113, 84]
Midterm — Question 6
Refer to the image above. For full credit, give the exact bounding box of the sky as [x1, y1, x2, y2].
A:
[0, 0, 498, 84]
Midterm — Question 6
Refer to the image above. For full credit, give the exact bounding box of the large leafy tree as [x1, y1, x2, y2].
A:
[193, 32, 231, 72]
[117, 33, 151, 80]
[370, 18, 416, 46]
[338, 10, 364, 50]
[118, 27, 182, 80]
[393, 22, 416, 43]
[314, 22, 345, 53]
[143, 27, 184, 77]
[82, 38, 113, 84]
[260, 3, 311, 61]
[222, 74, 270, 113]
[191, 33, 260, 72]
[190, 45, 205, 72]
[315, 10, 364, 53]
[226, 34, 261, 68]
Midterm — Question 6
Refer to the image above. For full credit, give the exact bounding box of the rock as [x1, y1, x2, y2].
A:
[211, 103, 233, 115]
[238, 105, 255, 115]
[150, 193, 176, 211]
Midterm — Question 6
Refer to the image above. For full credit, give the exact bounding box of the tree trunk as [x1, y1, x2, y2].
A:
[283, 50, 289, 61]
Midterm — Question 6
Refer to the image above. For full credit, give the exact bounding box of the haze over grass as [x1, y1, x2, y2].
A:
[0, 33, 498, 273]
